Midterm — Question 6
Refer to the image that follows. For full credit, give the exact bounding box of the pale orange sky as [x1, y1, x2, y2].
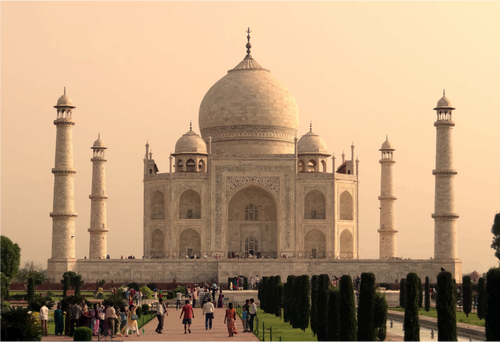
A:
[2, 2, 499, 275]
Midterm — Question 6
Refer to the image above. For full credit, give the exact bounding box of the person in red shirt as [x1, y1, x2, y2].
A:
[179, 300, 194, 334]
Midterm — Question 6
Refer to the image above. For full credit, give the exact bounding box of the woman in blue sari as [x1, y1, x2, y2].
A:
[54, 304, 64, 336]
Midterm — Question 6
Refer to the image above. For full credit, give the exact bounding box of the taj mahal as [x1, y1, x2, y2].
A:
[46, 32, 461, 284]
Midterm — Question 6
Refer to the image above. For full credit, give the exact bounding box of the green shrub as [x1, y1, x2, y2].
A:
[404, 272, 420, 341]
[73, 327, 92, 341]
[310, 275, 319, 336]
[0, 306, 43, 341]
[357, 272, 376, 341]
[166, 291, 174, 300]
[142, 303, 149, 315]
[98, 279, 106, 287]
[172, 286, 187, 297]
[374, 291, 388, 342]
[27, 278, 35, 302]
[339, 275, 357, 341]
[477, 277, 486, 320]
[326, 287, 340, 341]
[425, 276, 430, 312]
[29, 293, 55, 312]
[436, 271, 457, 341]
[136, 306, 142, 318]
[127, 282, 140, 291]
[462, 275, 472, 318]
[317, 274, 330, 341]
[399, 278, 406, 308]
[485, 267, 500, 341]
[140, 286, 153, 299]
[146, 283, 157, 291]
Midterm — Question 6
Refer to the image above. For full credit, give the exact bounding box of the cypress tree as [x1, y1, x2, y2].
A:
[310, 275, 319, 337]
[277, 283, 284, 318]
[63, 275, 70, 299]
[436, 271, 457, 341]
[284, 275, 296, 324]
[274, 276, 282, 317]
[399, 278, 407, 308]
[326, 287, 341, 341]
[357, 272, 376, 341]
[477, 277, 486, 320]
[424, 276, 430, 312]
[418, 276, 423, 308]
[27, 277, 35, 302]
[339, 275, 357, 341]
[269, 276, 276, 314]
[292, 276, 301, 329]
[462, 275, 472, 318]
[261, 277, 269, 312]
[75, 274, 82, 297]
[485, 267, 500, 341]
[404, 272, 420, 341]
[373, 291, 388, 342]
[298, 275, 311, 332]
[317, 274, 330, 341]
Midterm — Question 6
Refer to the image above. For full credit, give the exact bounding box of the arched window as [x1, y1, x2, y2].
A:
[245, 204, 258, 221]
[339, 191, 354, 220]
[151, 190, 165, 220]
[177, 159, 183, 171]
[179, 189, 201, 219]
[298, 160, 305, 173]
[304, 229, 326, 259]
[340, 229, 353, 258]
[198, 159, 205, 172]
[149, 169, 152, 174]
[304, 190, 326, 219]
[321, 160, 327, 173]
[245, 236, 258, 256]
[308, 160, 316, 172]
[186, 159, 196, 172]
[179, 228, 201, 257]
[151, 229, 165, 258]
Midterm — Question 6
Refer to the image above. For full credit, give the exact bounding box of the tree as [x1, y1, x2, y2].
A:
[326, 287, 341, 341]
[0, 236, 21, 299]
[357, 272, 376, 341]
[27, 278, 35, 302]
[418, 276, 423, 308]
[63, 275, 70, 299]
[1, 273, 10, 300]
[297, 275, 311, 332]
[261, 277, 268, 312]
[267, 276, 275, 314]
[491, 213, 500, 261]
[424, 276, 430, 312]
[310, 275, 319, 336]
[399, 278, 407, 308]
[485, 267, 500, 341]
[243, 276, 249, 290]
[75, 275, 83, 296]
[277, 283, 284, 318]
[373, 291, 388, 342]
[61, 271, 84, 290]
[14, 261, 46, 290]
[462, 275, 472, 318]
[477, 277, 486, 320]
[404, 272, 420, 341]
[317, 274, 330, 341]
[436, 271, 457, 341]
[291, 277, 301, 329]
[339, 275, 357, 341]
[284, 275, 296, 324]
[274, 276, 282, 317]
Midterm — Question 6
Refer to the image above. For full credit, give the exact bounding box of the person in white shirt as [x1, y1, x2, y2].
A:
[248, 298, 257, 333]
[176, 291, 182, 310]
[39, 304, 49, 337]
[202, 298, 215, 330]
[155, 298, 168, 334]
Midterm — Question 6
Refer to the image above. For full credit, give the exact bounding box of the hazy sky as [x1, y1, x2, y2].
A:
[2, 2, 500, 275]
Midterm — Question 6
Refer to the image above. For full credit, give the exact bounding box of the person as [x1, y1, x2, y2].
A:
[256, 275, 260, 289]
[97, 302, 106, 335]
[176, 291, 182, 310]
[105, 303, 118, 337]
[39, 303, 49, 337]
[192, 287, 197, 308]
[202, 298, 215, 330]
[91, 304, 100, 336]
[54, 304, 64, 336]
[126, 304, 140, 337]
[180, 299, 194, 334]
[98, 286, 104, 299]
[119, 307, 128, 336]
[80, 301, 91, 328]
[154, 287, 158, 300]
[224, 302, 238, 337]
[230, 281, 233, 291]
[241, 300, 249, 332]
[125, 288, 130, 301]
[212, 285, 217, 302]
[70, 302, 82, 337]
[250, 276, 254, 290]
[218, 290, 224, 308]
[155, 298, 168, 334]
[248, 298, 257, 332]
[134, 290, 141, 305]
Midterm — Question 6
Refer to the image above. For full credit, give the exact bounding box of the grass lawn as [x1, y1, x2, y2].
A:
[243, 309, 316, 341]
[389, 307, 485, 327]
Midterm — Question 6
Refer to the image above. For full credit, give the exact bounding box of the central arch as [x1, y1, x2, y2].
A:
[227, 185, 277, 258]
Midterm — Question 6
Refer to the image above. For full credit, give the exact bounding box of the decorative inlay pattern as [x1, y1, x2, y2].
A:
[210, 154, 296, 160]
[201, 125, 297, 142]
[226, 177, 280, 200]
[215, 165, 292, 249]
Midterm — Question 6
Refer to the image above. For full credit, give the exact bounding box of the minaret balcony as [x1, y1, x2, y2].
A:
[431, 213, 459, 220]
[52, 168, 77, 174]
[432, 169, 458, 176]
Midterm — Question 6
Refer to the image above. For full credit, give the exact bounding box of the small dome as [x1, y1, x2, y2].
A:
[381, 138, 394, 150]
[434, 92, 455, 110]
[93, 138, 106, 148]
[55, 93, 75, 108]
[298, 130, 328, 154]
[175, 129, 207, 154]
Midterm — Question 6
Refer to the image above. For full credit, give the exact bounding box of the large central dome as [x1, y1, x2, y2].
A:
[199, 51, 299, 154]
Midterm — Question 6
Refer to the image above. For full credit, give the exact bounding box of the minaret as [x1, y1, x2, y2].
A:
[378, 136, 397, 259]
[88, 135, 108, 259]
[49, 88, 77, 261]
[432, 91, 459, 259]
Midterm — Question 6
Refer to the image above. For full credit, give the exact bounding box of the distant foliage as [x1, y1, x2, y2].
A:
[283, 275, 296, 324]
[491, 213, 500, 261]
[27, 278, 35, 302]
[126, 282, 140, 291]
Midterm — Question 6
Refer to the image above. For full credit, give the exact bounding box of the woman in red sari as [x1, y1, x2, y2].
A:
[224, 302, 238, 337]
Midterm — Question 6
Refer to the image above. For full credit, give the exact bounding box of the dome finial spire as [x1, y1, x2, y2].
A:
[98, 133, 100, 139]
[190, 120, 192, 131]
[64, 86, 66, 95]
[443, 89, 445, 97]
[310, 121, 312, 132]
[386, 135, 388, 141]
[245, 27, 252, 58]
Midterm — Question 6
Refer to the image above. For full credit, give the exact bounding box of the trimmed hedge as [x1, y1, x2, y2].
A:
[436, 271, 457, 341]
[267, 276, 275, 314]
[274, 276, 282, 317]
[399, 278, 406, 308]
[424, 276, 430, 312]
[276, 283, 284, 318]
[477, 277, 486, 320]
[261, 277, 269, 312]
[339, 275, 357, 341]
[63, 275, 70, 299]
[462, 275, 472, 317]
[297, 275, 311, 332]
[317, 274, 330, 341]
[404, 272, 420, 341]
[73, 327, 92, 341]
[418, 276, 423, 308]
[284, 275, 296, 324]
[357, 272, 376, 341]
[27, 278, 35, 302]
[485, 267, 500, 341]
[136, 306, 142, 318]
[326, 287, 340, 341]
[374, 291, 388, 342]
[310, 275, 319, 336]
[142, 303, 149, 315]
